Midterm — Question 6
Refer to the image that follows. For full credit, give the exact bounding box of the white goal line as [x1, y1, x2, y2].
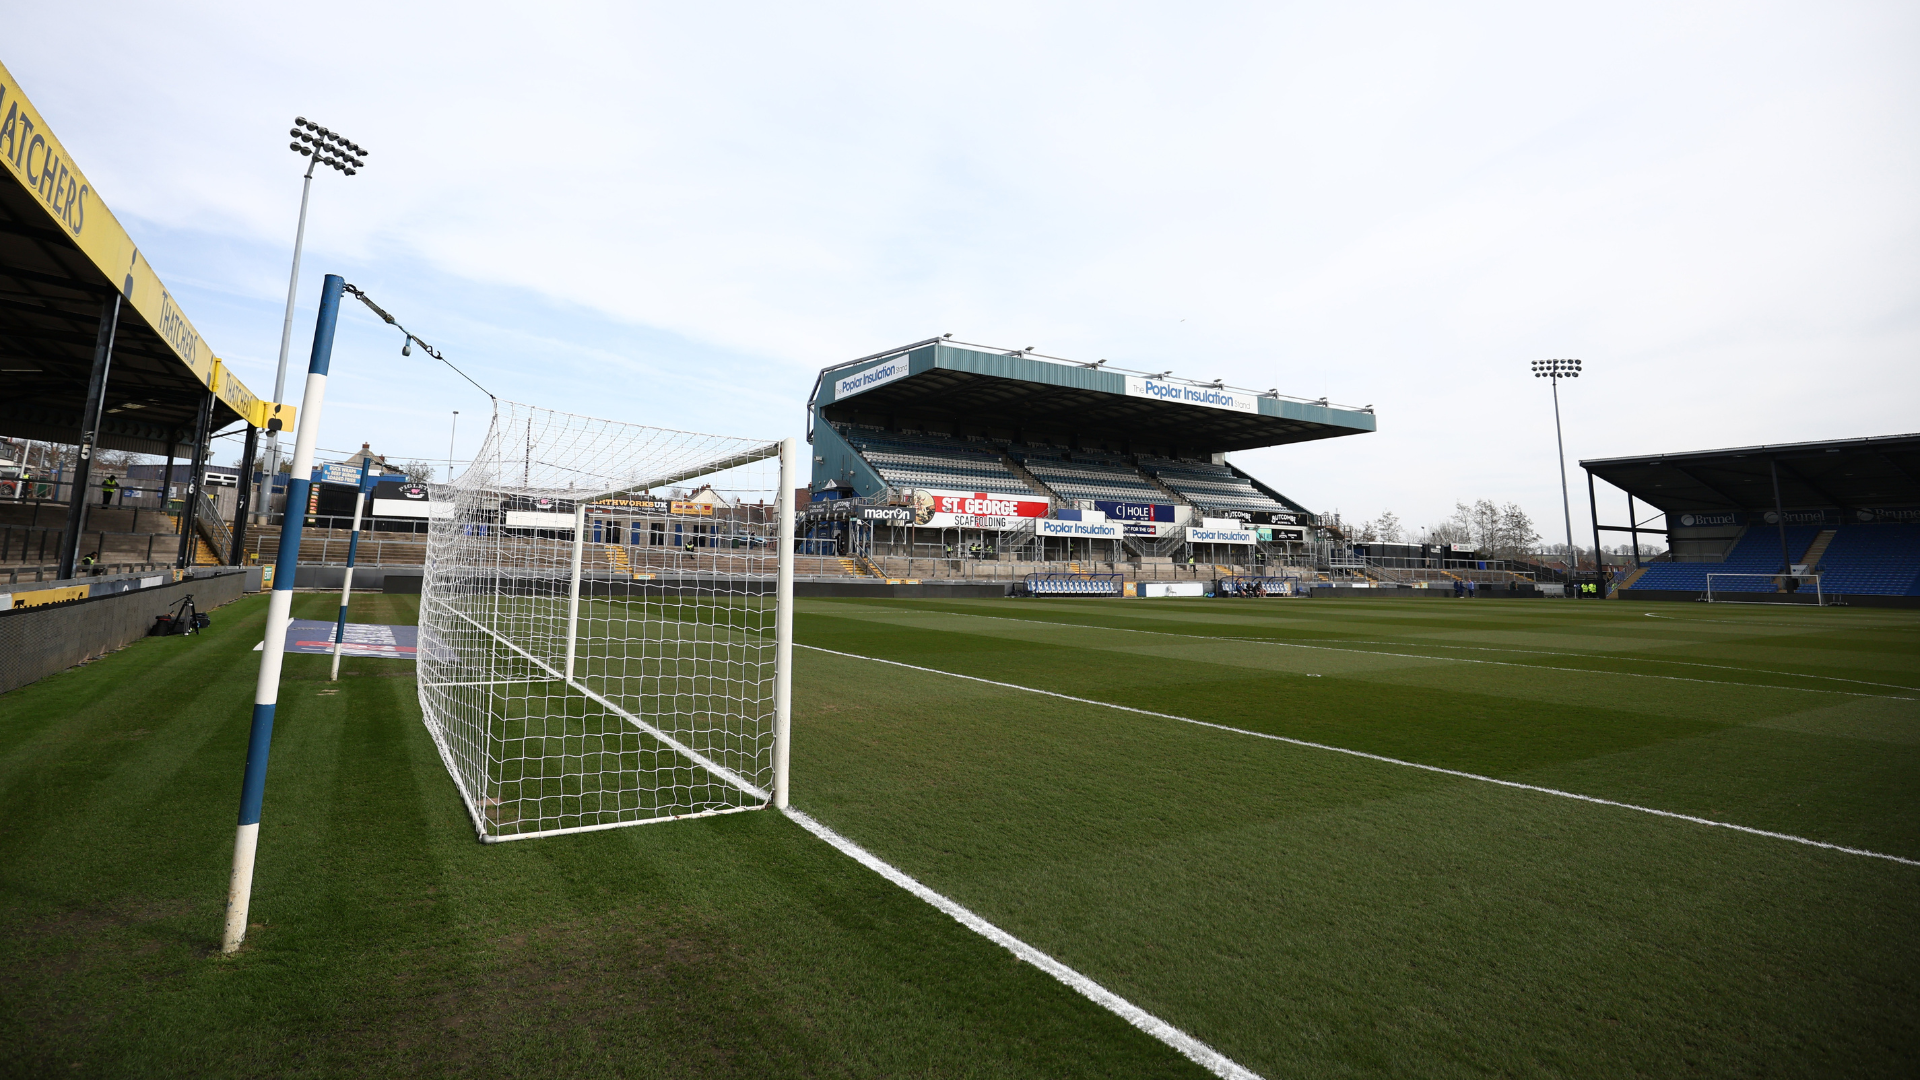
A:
[427, 597, 770, 809]
[796, 643, 1920, 869]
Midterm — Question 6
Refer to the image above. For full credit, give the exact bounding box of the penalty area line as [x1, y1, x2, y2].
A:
[796, 644, 1920, 869]
[783, 807, 1264, 1080]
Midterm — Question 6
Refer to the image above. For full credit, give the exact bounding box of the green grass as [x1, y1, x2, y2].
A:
[3, 592, 1916, 1077]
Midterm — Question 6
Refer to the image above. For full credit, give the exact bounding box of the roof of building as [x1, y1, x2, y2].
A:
[0, 61, 286, 458]
[1580, 433, 1920, 513]
[809, 338, 1376, 454]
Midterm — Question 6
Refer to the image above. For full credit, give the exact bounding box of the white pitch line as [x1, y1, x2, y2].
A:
[797, 643, 1920, 869]
[783, 807, 1265, 1080]
[859, 607, 1917, 700]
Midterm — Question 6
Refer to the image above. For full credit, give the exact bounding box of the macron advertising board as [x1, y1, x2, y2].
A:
[909, 489, 1050, 531]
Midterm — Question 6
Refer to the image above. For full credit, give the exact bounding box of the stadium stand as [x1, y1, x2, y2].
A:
[1586, 434, 1920, 605]
[1009, 445, 1167, 504]
[1139, 457, 1292, 516]
[1812, 524, 1920, 596]
[840, 428, 1033, 496]
[1628, 526, 1821, 593]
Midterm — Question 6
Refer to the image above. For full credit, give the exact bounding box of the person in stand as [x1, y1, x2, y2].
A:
[684, 536, 696, 561]
[81, 551, 98, 573]
[100, 474, 119, 506]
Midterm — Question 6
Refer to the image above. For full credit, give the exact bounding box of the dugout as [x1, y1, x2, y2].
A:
[0, 63, 289, 578]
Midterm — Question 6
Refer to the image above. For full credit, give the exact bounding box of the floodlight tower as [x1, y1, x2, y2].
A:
[256, 119, 369, 521]
[1531, 358, 1581, 592]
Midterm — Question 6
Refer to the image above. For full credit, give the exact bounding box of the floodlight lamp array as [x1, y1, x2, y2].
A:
[287, 117, 370, 175]
[1531, 358, 1582, 379]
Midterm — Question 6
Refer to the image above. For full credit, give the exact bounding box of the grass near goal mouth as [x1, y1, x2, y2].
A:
[2, 592, 1915, 1076]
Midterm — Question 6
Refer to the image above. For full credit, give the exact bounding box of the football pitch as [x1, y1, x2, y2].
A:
[3, 592, 1916, 1077]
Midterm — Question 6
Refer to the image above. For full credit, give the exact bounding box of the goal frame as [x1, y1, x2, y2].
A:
[416, 421, 798, 843]
[1703, 572, 1825, 605]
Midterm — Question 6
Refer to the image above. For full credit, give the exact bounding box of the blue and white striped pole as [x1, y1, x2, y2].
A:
[328, 459, 371, 681]
[223, 273, 343, 954]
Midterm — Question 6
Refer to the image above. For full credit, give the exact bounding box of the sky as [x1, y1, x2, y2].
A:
[10, 1, 1917, 545]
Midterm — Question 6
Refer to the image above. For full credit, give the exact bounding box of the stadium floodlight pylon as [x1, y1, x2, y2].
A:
[1704, 572, 1825, 605]
[417, 401, 796, 842]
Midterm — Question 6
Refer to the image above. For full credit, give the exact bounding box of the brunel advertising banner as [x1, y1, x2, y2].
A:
[908, 489, 1049, 530]
[1094, 500, 1175, 523]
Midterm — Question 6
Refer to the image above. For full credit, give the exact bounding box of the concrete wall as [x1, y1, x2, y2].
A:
[0, 568, 250, 695]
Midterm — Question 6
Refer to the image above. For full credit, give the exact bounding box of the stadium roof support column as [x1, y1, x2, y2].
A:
[1587, 470, 1604, 590]
[1768, 458, 1791, 574]
[231, 424, 259, 564]
[1627, 493, 1643, 567]
[57, 295, 122, 580]
[176, 391, 213, 568]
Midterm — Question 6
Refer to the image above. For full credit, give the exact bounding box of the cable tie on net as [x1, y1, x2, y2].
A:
[342, 282, 497, 401]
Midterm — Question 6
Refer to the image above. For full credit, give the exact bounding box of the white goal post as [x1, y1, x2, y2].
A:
[1703, 572, 1825, 605]
[417, 401, 796, 842]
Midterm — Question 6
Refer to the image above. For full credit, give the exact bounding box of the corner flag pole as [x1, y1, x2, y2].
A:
[329, 458, 372, 681]
[224, 273, 343, 955]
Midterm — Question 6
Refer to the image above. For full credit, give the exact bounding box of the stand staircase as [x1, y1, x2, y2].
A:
[1799, 529, 1837, 572]
[998, 453, 1058, 502]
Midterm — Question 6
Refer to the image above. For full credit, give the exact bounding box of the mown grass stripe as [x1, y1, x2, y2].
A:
[783, 807, 1264, 1080]
[798, 643, 1920, 868]
[886, 607, 1919, 700]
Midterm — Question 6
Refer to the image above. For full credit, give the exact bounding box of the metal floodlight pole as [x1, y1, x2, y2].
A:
[1531, 359, 1582, 594]
[225, 274, 345, 955]
[259, 118, 369, 525]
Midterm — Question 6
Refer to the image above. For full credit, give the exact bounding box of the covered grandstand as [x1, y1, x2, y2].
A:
[804, 337, 1375, 574]
[1582, 433, 1920, 606]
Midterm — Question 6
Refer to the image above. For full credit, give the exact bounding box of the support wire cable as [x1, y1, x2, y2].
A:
[341, 282, 496, 400]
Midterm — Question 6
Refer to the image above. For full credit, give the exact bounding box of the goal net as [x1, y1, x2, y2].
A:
[418, 400, 794, 842]
[1703, 572, 1825, 605]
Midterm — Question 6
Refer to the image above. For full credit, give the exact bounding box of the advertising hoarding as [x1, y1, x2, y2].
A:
[1186, 526, 1257, 545]
[1035, 519, 1123, 539]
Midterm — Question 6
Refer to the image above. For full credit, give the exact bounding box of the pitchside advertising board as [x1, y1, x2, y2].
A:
[1186, 526, 1257, 545]
[1035, 518, 1123, 539]
[908, 489, 1049, 530]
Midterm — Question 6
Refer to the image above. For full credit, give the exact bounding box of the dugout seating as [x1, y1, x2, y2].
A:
[1007, 445, 1168, 504]
[839, 428, 1032, 495]
[1137, 457, 1292, 516]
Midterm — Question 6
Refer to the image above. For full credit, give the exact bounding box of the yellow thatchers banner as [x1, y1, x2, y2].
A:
[0, 59, 285, 430]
